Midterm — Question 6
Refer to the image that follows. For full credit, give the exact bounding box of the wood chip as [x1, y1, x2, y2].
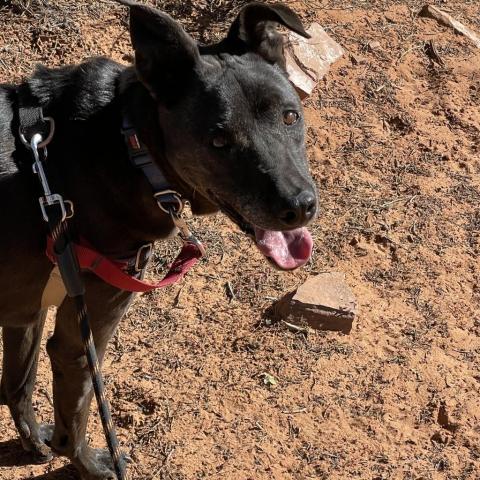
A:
[420, 5, 480, 48]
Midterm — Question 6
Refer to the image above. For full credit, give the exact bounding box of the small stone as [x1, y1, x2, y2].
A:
[260, 372, 278, 388]
[274, 272, 357, 333]
[437, 402, 460, 433]
[367, 40, 382, 52]
[430, 431, 452, 446]
[285, 23, 345, 99]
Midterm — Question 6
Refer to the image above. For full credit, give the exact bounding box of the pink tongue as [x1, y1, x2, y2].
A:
[253, 227, 313, 270]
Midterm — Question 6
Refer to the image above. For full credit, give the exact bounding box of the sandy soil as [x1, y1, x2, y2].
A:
[0, 1, 479, 479]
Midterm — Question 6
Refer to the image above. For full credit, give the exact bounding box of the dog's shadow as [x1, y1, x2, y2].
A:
[0, 439, 78, 479]
[0, 438, 34, 468]
[29, 467, 78, 480]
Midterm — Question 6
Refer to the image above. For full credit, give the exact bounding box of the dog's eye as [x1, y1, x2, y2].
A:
[283, 110, 299, 126]
[212, 134, 228, 148]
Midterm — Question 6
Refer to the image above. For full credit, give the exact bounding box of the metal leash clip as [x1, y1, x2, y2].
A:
[156, 190, 205, 256]
[27, 130, 68, 224]
[169, 209, 206, 257]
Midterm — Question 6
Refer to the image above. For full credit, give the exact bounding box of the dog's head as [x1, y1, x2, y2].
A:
[119, 1, 318, 270]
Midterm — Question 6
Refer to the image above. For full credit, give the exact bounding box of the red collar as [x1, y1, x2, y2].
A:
[46, 237, 203, 293]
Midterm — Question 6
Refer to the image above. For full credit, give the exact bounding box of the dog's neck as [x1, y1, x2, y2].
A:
[20, 58, 217, 256]
[118, 67, 217, 217]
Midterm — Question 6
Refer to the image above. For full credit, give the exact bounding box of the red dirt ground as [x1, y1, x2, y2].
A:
[0, 1, 479, 479]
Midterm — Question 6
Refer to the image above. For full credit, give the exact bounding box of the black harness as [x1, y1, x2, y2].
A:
[16, 99, 204, 480]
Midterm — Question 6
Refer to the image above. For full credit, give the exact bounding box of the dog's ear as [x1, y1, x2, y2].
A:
[117, 0, 199, 105]
[226, 2, 310, 68]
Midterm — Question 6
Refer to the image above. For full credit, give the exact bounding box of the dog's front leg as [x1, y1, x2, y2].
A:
[47, 276, 134, 480]
[1, 312, 53, 463]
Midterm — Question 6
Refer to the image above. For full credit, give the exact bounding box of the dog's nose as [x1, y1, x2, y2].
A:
[280, 191, 317, 228]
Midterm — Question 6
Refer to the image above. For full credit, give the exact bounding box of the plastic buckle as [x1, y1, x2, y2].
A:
[134, 243, 153, 272]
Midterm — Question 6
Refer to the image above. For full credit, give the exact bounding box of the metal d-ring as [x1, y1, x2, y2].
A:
[19, 117, 55, 149]
[154, 190, 184, 215]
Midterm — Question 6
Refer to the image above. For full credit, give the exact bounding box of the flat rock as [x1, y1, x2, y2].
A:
[274, 272, 356, 333]
[285, 23, 345, 99]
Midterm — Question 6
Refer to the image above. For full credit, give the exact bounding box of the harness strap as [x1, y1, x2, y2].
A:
[16, 86, 55, 148]
[122, 118, 169, 192]
[121, 116, 184, 214]
[46, 237, 203, 293]
[18, 108, 48, 140]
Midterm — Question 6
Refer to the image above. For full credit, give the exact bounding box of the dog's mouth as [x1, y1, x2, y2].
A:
[214, 198, 313, 271]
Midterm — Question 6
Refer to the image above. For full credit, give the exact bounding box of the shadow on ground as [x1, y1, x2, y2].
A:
[29, 466, 78, 480]
[0, 439, 78, 479]
[0, 439, 34, 468]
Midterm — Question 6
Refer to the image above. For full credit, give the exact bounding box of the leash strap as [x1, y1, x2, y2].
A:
[46, 237, 203, 293]
[18, 105, 127, 480]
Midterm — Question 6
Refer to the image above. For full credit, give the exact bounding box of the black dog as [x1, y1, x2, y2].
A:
[0, 1, 317, 478]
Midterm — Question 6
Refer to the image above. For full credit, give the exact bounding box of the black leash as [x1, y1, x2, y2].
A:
[18, 105, 127, 480]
